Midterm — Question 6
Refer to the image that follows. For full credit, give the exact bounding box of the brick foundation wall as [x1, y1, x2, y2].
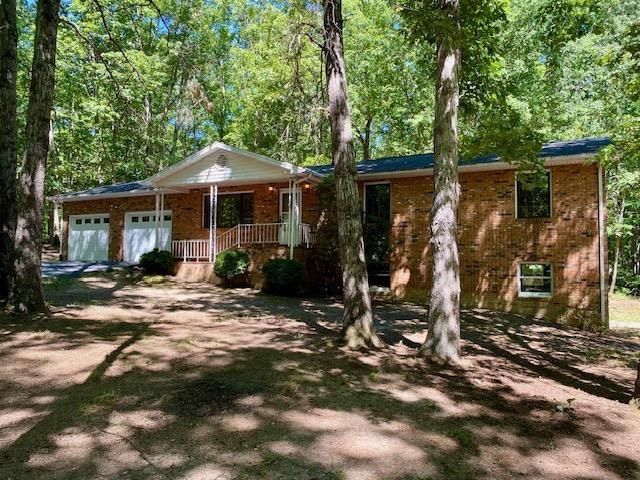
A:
[386, 164, 607, 326]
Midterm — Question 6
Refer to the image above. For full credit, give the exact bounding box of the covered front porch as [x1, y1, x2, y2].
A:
[144, 142, 323, 263]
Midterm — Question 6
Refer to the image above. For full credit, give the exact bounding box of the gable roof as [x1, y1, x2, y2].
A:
[144, 142, 320, 186]
[307, 137, 611, 176]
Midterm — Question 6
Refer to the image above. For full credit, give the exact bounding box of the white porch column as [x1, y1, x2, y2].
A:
[209, 185, 214, 262]
[154, 192, 160, 249]
[288, 178, 293, 259]
[159, 193, 165, 250]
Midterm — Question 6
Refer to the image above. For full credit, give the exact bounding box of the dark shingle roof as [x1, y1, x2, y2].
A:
[308, 137, 610, 176]
[57, 181, 152, 199]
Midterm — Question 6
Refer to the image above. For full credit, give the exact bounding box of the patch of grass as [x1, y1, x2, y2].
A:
[43, 275, 76, 290]
[164, 374, 270, 417]
[449, 427, 476, 448]
[610, 292, 640, 324]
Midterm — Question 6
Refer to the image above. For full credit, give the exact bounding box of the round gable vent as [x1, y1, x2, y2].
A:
[216, 154, 228, 168]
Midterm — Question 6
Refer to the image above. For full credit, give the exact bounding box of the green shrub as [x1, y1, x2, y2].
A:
[617, 268, 640, 296]
[214, 250, 251, 285]
[261, 258, 305, 295]
[139, 249, 175, 275]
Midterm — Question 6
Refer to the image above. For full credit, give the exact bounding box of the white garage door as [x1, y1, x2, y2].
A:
[124, 211, 172, 263]
[68, 214, 110, 261]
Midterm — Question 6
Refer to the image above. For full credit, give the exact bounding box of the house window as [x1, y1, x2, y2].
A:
[203, 193, 254, 228]
[93, 218, 101, 224]
[103, 217, 109, 224]
[75, 219, 82, 225]
[84, 218, 91, 224]
[164, 214, 171, 221]
[518, 262, 553, 298]
[516, 172, 551, 218]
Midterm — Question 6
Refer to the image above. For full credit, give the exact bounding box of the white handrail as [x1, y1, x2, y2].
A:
[172, 222, 315, 261]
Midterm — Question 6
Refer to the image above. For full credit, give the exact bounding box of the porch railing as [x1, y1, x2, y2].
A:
[172, 222, 315, 262]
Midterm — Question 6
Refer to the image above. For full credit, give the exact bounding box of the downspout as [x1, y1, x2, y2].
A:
[154, 191, 161, 249]
[597, 165, 608, 328]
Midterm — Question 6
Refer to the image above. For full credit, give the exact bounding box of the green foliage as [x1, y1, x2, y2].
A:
[261, 258, 305, 296]
[214, 250, 251, 283]
[617, 269, 640, 296]
[139, 249, 175, 275]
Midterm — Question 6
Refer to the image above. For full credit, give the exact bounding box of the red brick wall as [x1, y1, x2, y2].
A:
[386, 164, 606, 325]
[61, 166, 606, 325]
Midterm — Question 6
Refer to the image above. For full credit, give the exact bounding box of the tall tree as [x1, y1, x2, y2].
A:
[9, 0, 61, 312]
[323, 0, 382, 349]
[0, 0, 18, 303]
[419, 0, 462, 362]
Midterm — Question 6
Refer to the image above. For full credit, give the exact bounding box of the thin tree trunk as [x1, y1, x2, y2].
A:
[9, 0, 61, 313]
[323, 0, 382, 349]
[359, 115, 372, 161]
[419, 0, 461, 363]
[0, 0, 18, 303]
[609, 199, 625, 295]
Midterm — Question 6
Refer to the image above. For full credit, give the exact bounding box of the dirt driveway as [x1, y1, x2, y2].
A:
[1, 272, 639, 480]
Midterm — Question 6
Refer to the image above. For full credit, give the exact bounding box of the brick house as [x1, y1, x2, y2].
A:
[51, 137, 610, 326]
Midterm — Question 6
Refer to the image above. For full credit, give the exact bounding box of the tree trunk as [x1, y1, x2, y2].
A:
[359, 115, 372, 161]
[633, 363, 640, 405]
[9, 0, 61, 313]
[323, 0, 382, 349]
[0, 0, 18, 303]
[418, 0, 462, 363]
[609, 199, 625, 295]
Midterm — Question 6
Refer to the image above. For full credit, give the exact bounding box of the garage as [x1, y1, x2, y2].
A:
[124, 210, 172, 263]
[68, 214, 110, 261]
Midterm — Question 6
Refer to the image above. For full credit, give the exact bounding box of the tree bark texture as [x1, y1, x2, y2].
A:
[419, 0, 462, 363]
[323, 0, 382, 349]
[0, 0, 18, 303]
[9, 0, 61, 312]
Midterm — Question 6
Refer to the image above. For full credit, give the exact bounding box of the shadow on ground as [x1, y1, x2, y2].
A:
[0, 272, 638, 480]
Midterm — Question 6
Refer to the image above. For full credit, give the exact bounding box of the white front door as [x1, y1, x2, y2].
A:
[279, 188, 301, 246]
[68, 214, 110, 261]
[124, 211, 172, 263]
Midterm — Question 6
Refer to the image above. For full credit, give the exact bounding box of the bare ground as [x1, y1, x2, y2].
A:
[1, 272, 639, 480]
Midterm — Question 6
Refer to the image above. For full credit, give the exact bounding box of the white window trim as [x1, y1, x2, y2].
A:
[515, 170, 553, 220]
[362, 180, 391, 215]
[518, 262, 553, 298]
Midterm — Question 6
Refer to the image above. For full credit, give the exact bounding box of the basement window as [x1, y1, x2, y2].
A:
[516, 172, 551, 218]
[518, 262, 553, 298]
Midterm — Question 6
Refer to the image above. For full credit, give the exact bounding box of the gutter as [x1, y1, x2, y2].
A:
[597, 165, 608, 328]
